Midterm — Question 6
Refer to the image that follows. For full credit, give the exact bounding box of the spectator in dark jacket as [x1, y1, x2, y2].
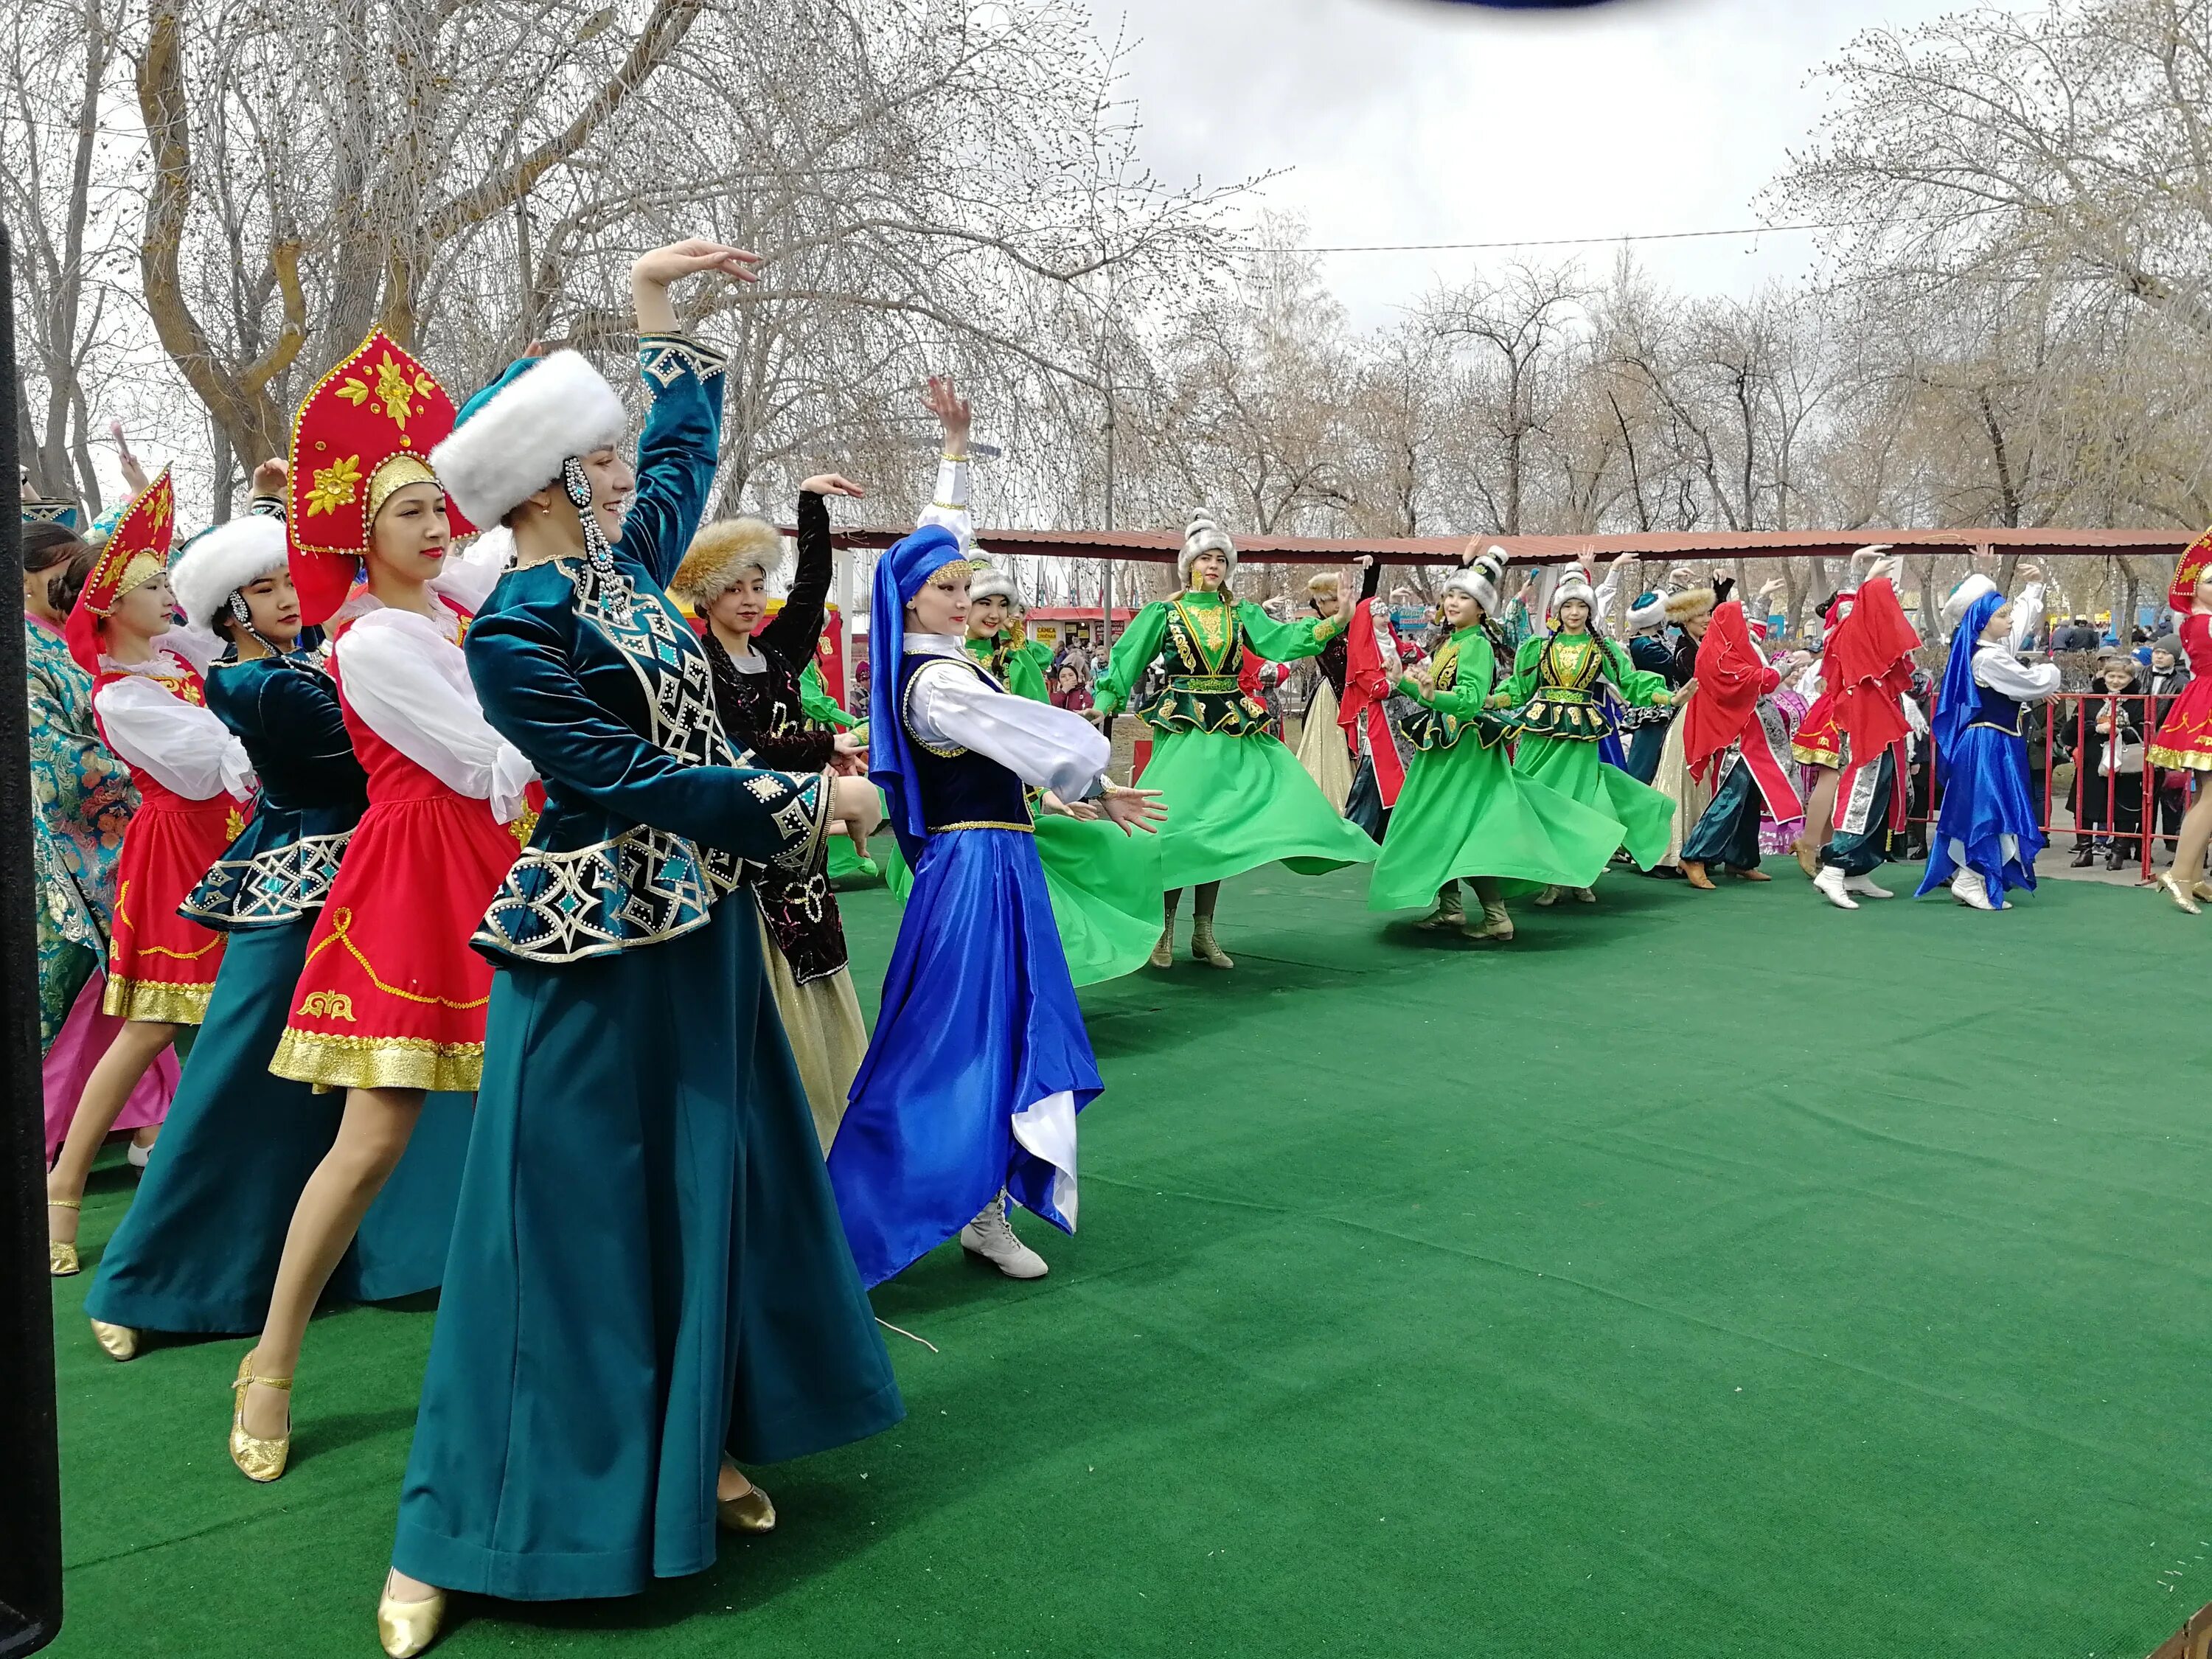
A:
[2067, 655, 2150, 868]
[2149, 635, 2194, 853]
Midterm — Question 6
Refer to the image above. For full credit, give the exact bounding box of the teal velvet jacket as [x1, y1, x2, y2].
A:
[465, 335, 830, 966]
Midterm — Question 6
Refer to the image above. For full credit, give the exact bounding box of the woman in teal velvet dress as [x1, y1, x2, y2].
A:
[1489, 564, 1682, 903]
[379, 243, 898, 1657]
[83, 502, 469, 1360]
[1092, 515, 1377, 969]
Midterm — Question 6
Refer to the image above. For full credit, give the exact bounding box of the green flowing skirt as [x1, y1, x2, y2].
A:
[1141, 728, 1378, 890]
[1368, 738, 1623, 911]
[826, 835, 880, 888]
[1510, 734, 1677, 871]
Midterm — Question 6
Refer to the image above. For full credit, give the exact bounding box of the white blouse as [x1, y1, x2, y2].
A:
[917, 456, 973, 551]
[333, 602, 536, 822]
[902, 633, 1110, 803]
[92, 649, 255, 802]
[1972, 644, 2062, 703]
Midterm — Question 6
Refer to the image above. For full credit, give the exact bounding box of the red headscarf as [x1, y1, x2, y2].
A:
[1682, 600, 1780, 784]
[1826, 577, 1921, 757]
[1338, 597, 1407, 806]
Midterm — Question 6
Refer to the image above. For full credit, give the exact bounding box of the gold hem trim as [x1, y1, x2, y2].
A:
[268, 1026, 483, 1094]
[101, 975, 213, 1025]
[928, 820, 1035, 834]
[1790, 744, 1841, 768]
[2147, 744, 2212, 772]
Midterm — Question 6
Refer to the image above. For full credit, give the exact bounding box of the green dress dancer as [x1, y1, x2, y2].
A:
[1369, 557, 1624, 936]
[1489, 566, 1678, 898]
[964, 571, 1164, 985]
[1093, 513, 1377, 968]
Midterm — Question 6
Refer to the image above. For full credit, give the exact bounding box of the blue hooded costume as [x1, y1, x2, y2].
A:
[1915, 588, 2051, 905]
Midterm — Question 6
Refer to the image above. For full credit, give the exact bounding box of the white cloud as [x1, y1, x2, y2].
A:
[1101, 0, 2015, 327]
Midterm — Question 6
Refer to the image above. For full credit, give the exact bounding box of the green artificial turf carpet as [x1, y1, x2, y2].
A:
[44, 868, 2212, 1658]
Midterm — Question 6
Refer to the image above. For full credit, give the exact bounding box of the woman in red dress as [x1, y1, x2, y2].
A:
[46, 472, 255, 1274]
[2150, 538, 2212, 912]
[229, 333, 534, 1481]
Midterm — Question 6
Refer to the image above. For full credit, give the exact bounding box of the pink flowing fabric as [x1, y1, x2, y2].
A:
[43, 970, 178, 1161]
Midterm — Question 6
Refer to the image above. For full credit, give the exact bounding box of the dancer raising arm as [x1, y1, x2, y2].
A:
[2149, 535, 2212, 913]
[229, 334, 529, 1483]
[380, 242, 900, 1656]
[673, 479, 874, 1152]
[1368, 552, 1619, 939]
[85, 484, 467, 1360]
[1092, 514, 1377, 969]
[830, 519, 1163, 1289]
[46, 473, 254, 1276]
[1913, 573, 2061, 911]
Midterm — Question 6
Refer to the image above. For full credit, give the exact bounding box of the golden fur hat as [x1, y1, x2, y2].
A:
[672, 518, 783, 605]
[1663, 585, 1717, 623]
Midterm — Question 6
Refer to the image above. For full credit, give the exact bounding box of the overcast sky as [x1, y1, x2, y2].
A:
[1096, 0, 2002, 328]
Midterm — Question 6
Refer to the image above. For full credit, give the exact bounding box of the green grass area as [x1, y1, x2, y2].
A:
[47, 868, 2212, 1658]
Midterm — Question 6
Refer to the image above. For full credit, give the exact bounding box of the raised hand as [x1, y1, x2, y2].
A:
[800, 473, 865, 499]
[633, 239, 762, 289]
[922, 376, 973, 450]
[250, 456, 288, 498]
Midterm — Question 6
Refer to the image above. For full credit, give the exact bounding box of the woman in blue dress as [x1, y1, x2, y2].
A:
[1914, 574, 2060, 911]
[829, 515, 1162, 1287]
[378, 241, 900, 1657]
[83, 494, 467, 1360]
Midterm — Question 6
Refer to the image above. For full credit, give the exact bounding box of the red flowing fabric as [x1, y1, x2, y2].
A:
[1682, 601, 1780, 784]
[1827, 577, 1920, 758]
[1338, 597, 1407, 806]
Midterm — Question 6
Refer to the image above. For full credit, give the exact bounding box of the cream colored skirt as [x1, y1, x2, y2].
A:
[758, 916, 870, 1155]
[1294, 681, 1355, 814]
[1650, 692, 1714, 871]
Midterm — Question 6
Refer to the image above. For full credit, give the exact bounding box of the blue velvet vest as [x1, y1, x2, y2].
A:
[1968, 676, 2024, 737]
[897, 653, 1031, 832]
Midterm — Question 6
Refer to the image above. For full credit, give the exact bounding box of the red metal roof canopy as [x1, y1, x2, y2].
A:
[813, 524, 2196, 566]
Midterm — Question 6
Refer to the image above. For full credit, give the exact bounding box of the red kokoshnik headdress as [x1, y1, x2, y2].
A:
[2169, 524, 2212, 613]
[287, 330, 472, 626]
[64, 467, 176, 674]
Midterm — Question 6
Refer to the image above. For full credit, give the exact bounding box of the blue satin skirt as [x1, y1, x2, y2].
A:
[832, 827, 1102, 1288]
[393, 897, 902, 1601]
[85, 916, 470, 1335]
[1916, 725, 2044, 900]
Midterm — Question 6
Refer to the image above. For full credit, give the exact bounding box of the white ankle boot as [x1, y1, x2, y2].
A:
[1950, 871, 2000, 911]
[1812, 866, 1859, 910]
[1842, 873, 1893, 900]
[959, 1193, 1048, 1280]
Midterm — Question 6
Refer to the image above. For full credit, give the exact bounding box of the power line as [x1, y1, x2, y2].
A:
[1244, 221, 1843, 256]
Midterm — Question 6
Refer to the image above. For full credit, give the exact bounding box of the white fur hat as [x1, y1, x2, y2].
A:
[1178, 512, 1237, 585]
[969, 565, 1021, 607]
[1443, 549, 1506, 613]
[1627, 591, 1668, 632]
[1941, 572, 2000, 629]
[171, 513, 288, 633]
[1550, 562, 1597, 612]
[431, 350, 628, 529]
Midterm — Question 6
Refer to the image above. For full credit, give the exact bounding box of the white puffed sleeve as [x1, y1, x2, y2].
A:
[916, 456, 973, 552]
[94, 675, 255, 801]
[334, 610, 538, 821]
[1973, 644, 2062, 702]
[428, 527, 512, 616]
[2007, 582, 2045, 653]
[153, 625, 228, 675]
[908, 658, 1110, 801]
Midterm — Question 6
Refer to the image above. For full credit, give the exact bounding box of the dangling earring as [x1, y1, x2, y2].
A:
[227, 592, 251, 625]
[563, 456, 630, 622]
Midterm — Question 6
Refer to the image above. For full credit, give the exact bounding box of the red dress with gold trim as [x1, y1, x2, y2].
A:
[92, 661, 246, 1024]
[268, 601, 530, 1094]
[2149, 613, 2212, 773]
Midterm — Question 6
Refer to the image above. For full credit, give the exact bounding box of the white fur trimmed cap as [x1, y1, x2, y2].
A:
[431, 349, 628, 528]
[1627, 591, 1668, 631]
[1178, 512, 1237, 584]
[1550, 562, 1597, 612]
[171, 513, 288, 633]
[1941, 572, 2000, 629]
[969, 565, 1023, 607]
[1444, 549, 1506, 613]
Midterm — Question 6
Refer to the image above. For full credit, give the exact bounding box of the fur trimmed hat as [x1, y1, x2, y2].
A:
[432, 350, 628, 529]
[171, 512, 289, 633]
[1443, 548, 1506, 613]
[1306, 571, 1340, 599]
[1664, 586, 1717, 624]
[1178, 512, 1237, 585]
[969, 563, 1022, 607]
[1940, 572, 2000, 630]
[1549, 561, 1597, 613]
[671, 518, 783, 607]
[1627, 591, 1668, 632]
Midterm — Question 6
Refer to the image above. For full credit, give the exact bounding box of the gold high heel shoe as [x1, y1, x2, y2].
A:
[2194, 879, 2212, 903]
[716, 1477, 777, 1534]
[229, 1353, 293, 1482]
[48, 1197, 80, 1277]
[2156, 872, 2203, 915]
[89, 1319, 139, 1361]
[376, 1573, 445, 1658]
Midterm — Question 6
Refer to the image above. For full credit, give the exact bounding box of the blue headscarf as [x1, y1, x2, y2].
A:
[1933, 588, 2006, 757]
[867, 524, 967, 858]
